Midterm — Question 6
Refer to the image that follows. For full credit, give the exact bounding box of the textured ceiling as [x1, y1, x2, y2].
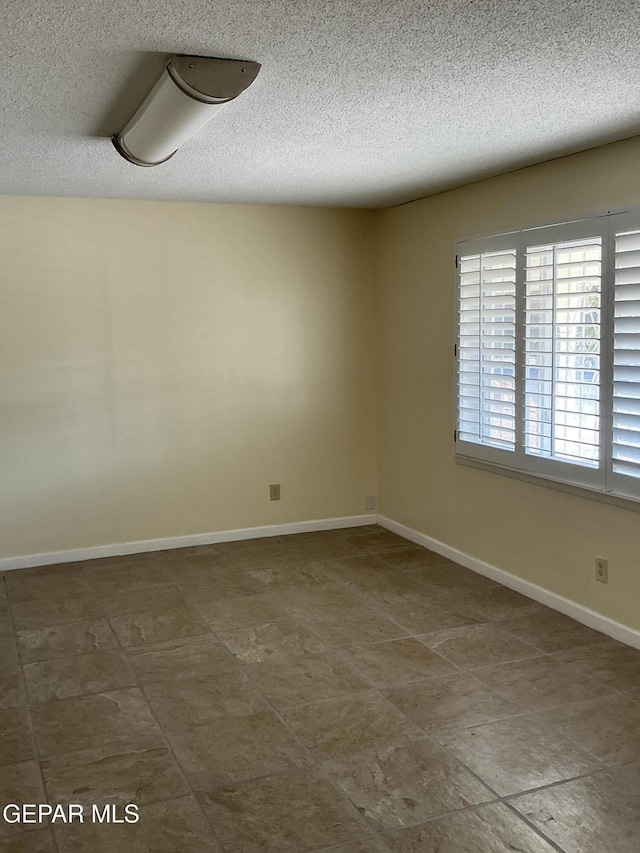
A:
[2, 0, 640, 208]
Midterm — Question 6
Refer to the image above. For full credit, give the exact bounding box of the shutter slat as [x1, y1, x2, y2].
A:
[614, 232, 640, 254]
[614, 248, 640, 268]
[613, 397, 640, 415]
[613, 427, 640, 448]
[613, 382, 640, 400]
[612, 366, 640, 383]
[614, 317, 640, 334]
[612, 460, 640, 477]
[614, 268, 640, 286]
[614, 300, 640, 318]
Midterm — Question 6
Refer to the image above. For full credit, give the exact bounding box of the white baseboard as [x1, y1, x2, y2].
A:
[378, 515, 640, 652]
[0, 514, 376, 572]
[7, 509, 639, 654]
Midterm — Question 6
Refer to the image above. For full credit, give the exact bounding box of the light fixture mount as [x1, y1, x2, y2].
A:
[167, 55, 260, 103]
[113, 54, 261, 167]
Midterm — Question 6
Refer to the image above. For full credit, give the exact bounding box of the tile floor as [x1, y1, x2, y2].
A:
[1, 525, 639, 852]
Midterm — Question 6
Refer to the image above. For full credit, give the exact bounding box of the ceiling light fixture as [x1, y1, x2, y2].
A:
[113, 55, 261, 167]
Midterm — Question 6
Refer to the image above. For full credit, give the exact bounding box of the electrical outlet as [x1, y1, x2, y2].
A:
[269, 483, 281, 501]
[365, 495, 376, 511]
[595, 557, 608, 584]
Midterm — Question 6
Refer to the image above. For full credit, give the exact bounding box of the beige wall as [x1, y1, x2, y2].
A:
[376, 136, 640, 633]
[4, 136, 640, 632]
[0, 196, 377, 559]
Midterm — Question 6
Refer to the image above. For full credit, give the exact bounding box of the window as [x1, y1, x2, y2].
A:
[455, 211, 640, 502]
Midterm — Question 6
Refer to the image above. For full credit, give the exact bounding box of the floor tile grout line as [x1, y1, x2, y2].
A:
[311, 642, 475, 700]
[379, 792, 569, 853]
[376, 664, 607, 797]
[133, 679, 230, 852]
[89, 540, 620, 804]
[232, 616, 511, 841]
[18, 666, 613, 817]
[467, 669, 619, 716]
[306, 562, 558, 668]
[501, 765, 616, 801]
[308, 575, 556, 689]
[355, 594, 633, 699]
[417, 625, 552, 661]
[210, 567, 472, 715]
[500, 797, 569, 853]
[320, 548, 624, 661]
[311, 649, 520, 827]
[4, 529, 639, 851]
[376, 758, 601, 852]
[216, 547, 634, 844]
[406, 625, 628, 737]
[17, 618, 220, 667]
[206, 542, 480, 832]
[97, 602, 229, 853]
[379, 798, 502, 836]
[216, 638, 399, 850]
[13, 565, 225, 847]
[22, 669, 141, 706]
[9, 580, 229, 635]
[136, 612, 384, 849]
[309, 569, 474, 649]
[2, 573, 62, 853]
[11, 605, 110, 634]
[324, 587, 621, 679]
[309, 838, 394, 853]
[357, 583, 630, 848]
[20, 646, 136, 676]
[515, 705, 625, 768]
[113, 624, 215, 653]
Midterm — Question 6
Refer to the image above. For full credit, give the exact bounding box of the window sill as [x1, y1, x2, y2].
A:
[455, 454, 640, 514]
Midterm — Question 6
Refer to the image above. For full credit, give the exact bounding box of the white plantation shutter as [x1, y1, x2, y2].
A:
[611, 224, 640, 494]
[524, 236, 601, 468]
[456, 212, 640, 503]
[457, 239, 517, 460]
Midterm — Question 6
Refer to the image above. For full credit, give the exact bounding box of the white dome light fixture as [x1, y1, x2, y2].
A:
[113, 55, 261, 167]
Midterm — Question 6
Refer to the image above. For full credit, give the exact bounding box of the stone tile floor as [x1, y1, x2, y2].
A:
[1, 525, 639, 851]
